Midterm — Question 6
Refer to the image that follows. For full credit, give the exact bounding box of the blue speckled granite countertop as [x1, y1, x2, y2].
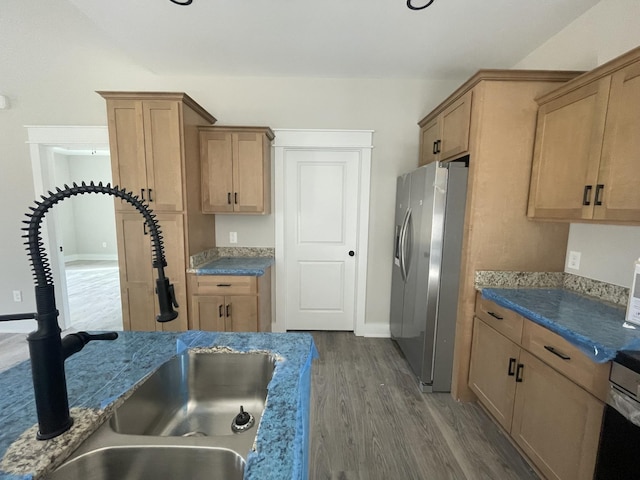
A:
[482, 288, 640, 363]
[190, 257, 274, 276]
[0, 331, 317, 480]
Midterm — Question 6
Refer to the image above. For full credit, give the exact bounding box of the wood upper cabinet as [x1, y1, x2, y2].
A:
[200, 127, 274, 214]
[594, 60, 640, 221]
[469, 295, 608, 480]
[105, 99, 186, 212]
[418, 90, 472, 165]
[100, 92, 217, 332]
[528, 47, 640, 222]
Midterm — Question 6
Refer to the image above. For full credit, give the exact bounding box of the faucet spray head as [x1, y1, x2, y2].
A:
[156, 277, 179, 322]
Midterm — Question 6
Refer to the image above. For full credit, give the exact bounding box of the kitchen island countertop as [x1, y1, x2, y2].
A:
[0, 331, 317, 480]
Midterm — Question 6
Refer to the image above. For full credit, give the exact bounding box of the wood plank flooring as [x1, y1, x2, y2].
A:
[310, 332, 538, 480]
[64, 260, 122, 331]
[0, 331, 538, 479]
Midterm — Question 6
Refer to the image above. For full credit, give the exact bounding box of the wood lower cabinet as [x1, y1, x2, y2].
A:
[115, 213, 188, 331]
[189, 270, 271, 332]
[469, 295, 608, 480]
[511, 350, 604, 480]
[469, 318, 520, 431]
[200, 126, 274, 214]
[101, 92, 217, 332]
[528, 46, 640, 222]
[418, 90, 472, 165]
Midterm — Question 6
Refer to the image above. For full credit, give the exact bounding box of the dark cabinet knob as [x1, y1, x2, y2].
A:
[348, 250, 355, 257]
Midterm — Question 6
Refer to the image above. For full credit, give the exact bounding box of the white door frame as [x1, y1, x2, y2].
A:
[25, 125, 110, 330]
[274, 129, 372, 336]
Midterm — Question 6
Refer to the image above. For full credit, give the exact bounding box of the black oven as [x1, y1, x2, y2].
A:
[595, 351, 640, 479]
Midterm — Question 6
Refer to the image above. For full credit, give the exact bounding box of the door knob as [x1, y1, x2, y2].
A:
[348, 250, 355, 257]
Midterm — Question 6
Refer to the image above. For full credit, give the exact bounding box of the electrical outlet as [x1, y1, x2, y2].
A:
[13, 290, 22, 302]
[229, 232, 238, 244]
[102, 242, 107, 248]
[568, 251, 581, 270]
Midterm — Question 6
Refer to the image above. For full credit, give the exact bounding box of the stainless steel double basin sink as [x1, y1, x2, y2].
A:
[47, 352, 275, 480]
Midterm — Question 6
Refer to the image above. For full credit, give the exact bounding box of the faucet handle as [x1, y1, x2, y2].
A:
[61, 331, 119, 359]
[85, 332, 118, 341]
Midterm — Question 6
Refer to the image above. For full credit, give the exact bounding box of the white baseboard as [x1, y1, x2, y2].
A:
[65, 254, 118, 262]
[355, 323, 391, 338]
[0, 320, 36, 333]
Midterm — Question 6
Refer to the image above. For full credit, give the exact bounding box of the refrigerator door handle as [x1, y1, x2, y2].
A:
[398, 210, 409, 282]
[404, 209, 414, 278]
[400, 208, 411, 282]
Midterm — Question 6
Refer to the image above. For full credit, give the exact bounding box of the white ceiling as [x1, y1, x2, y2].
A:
[65, 0, 599, 79]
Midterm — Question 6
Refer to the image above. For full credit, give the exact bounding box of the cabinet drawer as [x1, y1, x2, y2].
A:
[192, 275, 257, 295]
[475, 294, 524, 343]
[521, 319, 610, 402]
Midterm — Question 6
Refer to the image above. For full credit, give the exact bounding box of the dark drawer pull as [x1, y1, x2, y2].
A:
[432, 141, 438, 155]
[227, 192, 232, 205]
[595, 184, 604, 206]
[507, 357, 517, 376]
[487, 311, 503, 320]
[515, 364, 524, 383]
[218, 304, 223, 318]
[582, 185, 592, 206]
[226, 304, 231, 317]
[216, 284, 232, 287]
[234, 192, 238, 205]
[148, 188, 153, 202]
[544, 345, 571, 360]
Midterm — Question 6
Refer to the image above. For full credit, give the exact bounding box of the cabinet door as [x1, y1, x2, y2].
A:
[142, 100, 184, 212]
[200, 131, 234, 213]
[234, 132, 265, 213]
[115, 213, 155, 331]
[191, 295, 225, 331]
[154, 214, 187, 332]
[225, 295, 258, 332]
[439, 90, 472, 161]
[595, 61, 640, 221]
[511, 350, 604, 480]
[468, 318, 520, 431]
[527, 78, 610, 220]
[107, 100, 147, 212]
[419, 118, 439, 166]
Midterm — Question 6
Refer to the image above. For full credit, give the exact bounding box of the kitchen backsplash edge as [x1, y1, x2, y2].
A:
[475, 271, 629, 306]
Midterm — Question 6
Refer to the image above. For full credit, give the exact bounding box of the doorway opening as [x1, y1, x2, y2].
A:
[26, 126, 123, 332]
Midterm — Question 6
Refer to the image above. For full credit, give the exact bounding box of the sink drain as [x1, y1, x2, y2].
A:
[231, 406, 255, 433]
[181, 431, 207, 437]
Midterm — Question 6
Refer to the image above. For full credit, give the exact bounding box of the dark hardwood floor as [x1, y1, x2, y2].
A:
[0, 331, 538, 479]
[309, 332, 538, 480]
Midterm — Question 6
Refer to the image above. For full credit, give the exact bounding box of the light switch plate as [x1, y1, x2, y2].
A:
[229, 232, 238, 244]
[568, 251, 581, 270]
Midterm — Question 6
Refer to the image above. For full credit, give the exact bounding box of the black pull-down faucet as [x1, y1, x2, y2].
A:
[0, 182, 179, 440]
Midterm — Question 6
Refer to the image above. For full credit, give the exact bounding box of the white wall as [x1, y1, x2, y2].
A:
[514, 0, 640, 287]
[0, 0, 463, 330]
[66, 154, 117, 259]
[53, 154, 78, 257]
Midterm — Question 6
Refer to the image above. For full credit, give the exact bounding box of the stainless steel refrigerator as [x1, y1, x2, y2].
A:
[390, 160, 468, 392]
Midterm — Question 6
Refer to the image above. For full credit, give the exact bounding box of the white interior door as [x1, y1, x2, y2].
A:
[284, 149, 360, 330]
